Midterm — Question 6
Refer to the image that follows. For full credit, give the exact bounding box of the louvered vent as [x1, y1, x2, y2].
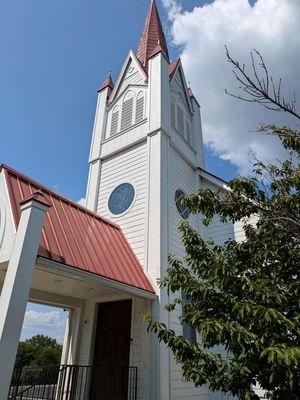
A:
[121, 98, 133, 131]
[110, 111, 119, 136]
[186, 121, 191, 144]
[136, 96, 144, 123]
[171, 101, 175, 128]
[177, 105, 184, 135]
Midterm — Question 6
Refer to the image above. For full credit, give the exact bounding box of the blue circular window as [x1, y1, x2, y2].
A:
[108, 183, 135, 215]
[175, 189, 189, 220]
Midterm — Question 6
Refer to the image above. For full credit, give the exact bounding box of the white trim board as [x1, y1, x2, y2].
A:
[37, 257, 157, 300]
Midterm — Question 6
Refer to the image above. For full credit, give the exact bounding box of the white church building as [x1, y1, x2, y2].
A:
[0, 1, 247, 399]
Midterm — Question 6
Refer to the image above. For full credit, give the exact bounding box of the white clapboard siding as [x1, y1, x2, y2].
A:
[97, 142, 147, 265]
[201, 179, 235, 244]
[168, 147, 209, 399]
[130, 298, 151, 400]
[76, 300, 97, 365]
[201, 178, 258, 246]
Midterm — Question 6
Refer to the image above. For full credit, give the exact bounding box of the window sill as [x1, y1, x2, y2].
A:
[103, 119, 147, 143]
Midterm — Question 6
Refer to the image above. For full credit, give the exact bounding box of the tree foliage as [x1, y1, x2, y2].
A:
[146, 50, 300, 400]
[16, 335, 62, 368]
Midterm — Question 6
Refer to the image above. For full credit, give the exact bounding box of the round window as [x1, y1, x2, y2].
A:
[108, 183, 135, 215]
[175, 189, 189, 220]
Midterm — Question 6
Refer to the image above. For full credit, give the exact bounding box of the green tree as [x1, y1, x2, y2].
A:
[146, 50, 300, 400]
[16, 335, 62, 367]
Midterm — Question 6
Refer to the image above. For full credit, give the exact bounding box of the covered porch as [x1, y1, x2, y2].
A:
[1, 255, 155, 400]
[0, 164, 156, 400]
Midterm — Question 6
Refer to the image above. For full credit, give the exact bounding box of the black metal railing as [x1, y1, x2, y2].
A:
[8, 364, 138, 400]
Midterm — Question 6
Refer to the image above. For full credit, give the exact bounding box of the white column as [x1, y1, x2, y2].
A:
[148, 50, 170, 134]
[0, 193, 50, 400]
[86, 86, 110, 212]
[147, 50, 171, 400]
[191, 98, 205, 169]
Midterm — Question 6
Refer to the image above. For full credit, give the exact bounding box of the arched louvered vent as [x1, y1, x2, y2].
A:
[110, 106, 119, 136]
[136, 93, 144, 124]
[186, 121, 191, 144]
[177, 104, 184, 135]
[121, 92, 134, 131]
[170, 98, 175, 128]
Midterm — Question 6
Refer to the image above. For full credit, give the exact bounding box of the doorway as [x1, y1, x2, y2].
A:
[90, 300, 133, 400]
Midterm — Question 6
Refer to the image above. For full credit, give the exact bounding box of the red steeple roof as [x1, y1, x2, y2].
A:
[98, 72, 114, 97]
[136, 0, 169, 70]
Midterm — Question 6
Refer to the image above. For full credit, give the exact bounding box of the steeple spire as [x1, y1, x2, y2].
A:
[136, 0, 169, 70]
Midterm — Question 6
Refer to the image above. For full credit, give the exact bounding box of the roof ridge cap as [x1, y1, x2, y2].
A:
[20, 190, 52, 208]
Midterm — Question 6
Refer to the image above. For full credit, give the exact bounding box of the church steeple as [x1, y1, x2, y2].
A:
[136, 0, 169, 70]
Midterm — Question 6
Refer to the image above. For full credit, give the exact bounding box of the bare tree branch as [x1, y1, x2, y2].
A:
[225, 46, 300, 120]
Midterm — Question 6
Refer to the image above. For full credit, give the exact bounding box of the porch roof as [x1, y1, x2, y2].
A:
[1, 164, 155, 294]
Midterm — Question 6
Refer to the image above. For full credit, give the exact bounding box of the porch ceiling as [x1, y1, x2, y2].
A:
[0, 263, 118, 301]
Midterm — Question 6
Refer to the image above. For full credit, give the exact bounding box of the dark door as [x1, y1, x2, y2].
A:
[90, 300, 132, 400]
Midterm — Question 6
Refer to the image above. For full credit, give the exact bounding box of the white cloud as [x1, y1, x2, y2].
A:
[77, 197, 86, 207]
[163, 0, 300, 175]
[162, 0, 182, 19]
[21, 309, 68, 344]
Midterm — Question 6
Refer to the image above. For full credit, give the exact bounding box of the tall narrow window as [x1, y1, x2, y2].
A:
[177, 104, 184, 136]
[171, 98, 176, 128]
[136, 92, 144, 124]
[121, 91, 134, 131]
[186, 121, 191, 144]
[110, 106, 119, 136]
[182, 292, 197, 343]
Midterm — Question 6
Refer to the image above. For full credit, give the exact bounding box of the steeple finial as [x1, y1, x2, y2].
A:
[136, 0, 169, 70]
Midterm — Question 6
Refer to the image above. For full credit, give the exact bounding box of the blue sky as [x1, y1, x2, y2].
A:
[4, 0, 295, 343]
[0, 0, 238, 206]
[0, 0, 238, 344]
[21, 303, 68, 344]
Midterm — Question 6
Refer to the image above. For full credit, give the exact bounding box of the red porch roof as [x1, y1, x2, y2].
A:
[1, 164, 155, 294]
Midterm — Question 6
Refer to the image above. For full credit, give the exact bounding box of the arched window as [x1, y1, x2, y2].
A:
[182, 292, 197, 343]
[135, 92, 144, 124]
[174, 188, 189, 220]
[186, 120, 191, 144]
[177, 98, 184, 136]
[170, 97, 176, 128]
[110, 105, 119, 136]
[121, 91, 134, 131]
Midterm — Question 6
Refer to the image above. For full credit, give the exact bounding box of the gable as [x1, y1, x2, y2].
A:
[171, 68, 192, 114]
[0, 164, 155, 294]
[110, 52, 147, 103]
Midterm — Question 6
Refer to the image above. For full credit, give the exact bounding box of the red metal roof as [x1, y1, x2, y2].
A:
[169, 58, 180, 80]
[136, 0, 169, 70]
[98, 72, 114, 98]
[1, 164, 155, 294]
